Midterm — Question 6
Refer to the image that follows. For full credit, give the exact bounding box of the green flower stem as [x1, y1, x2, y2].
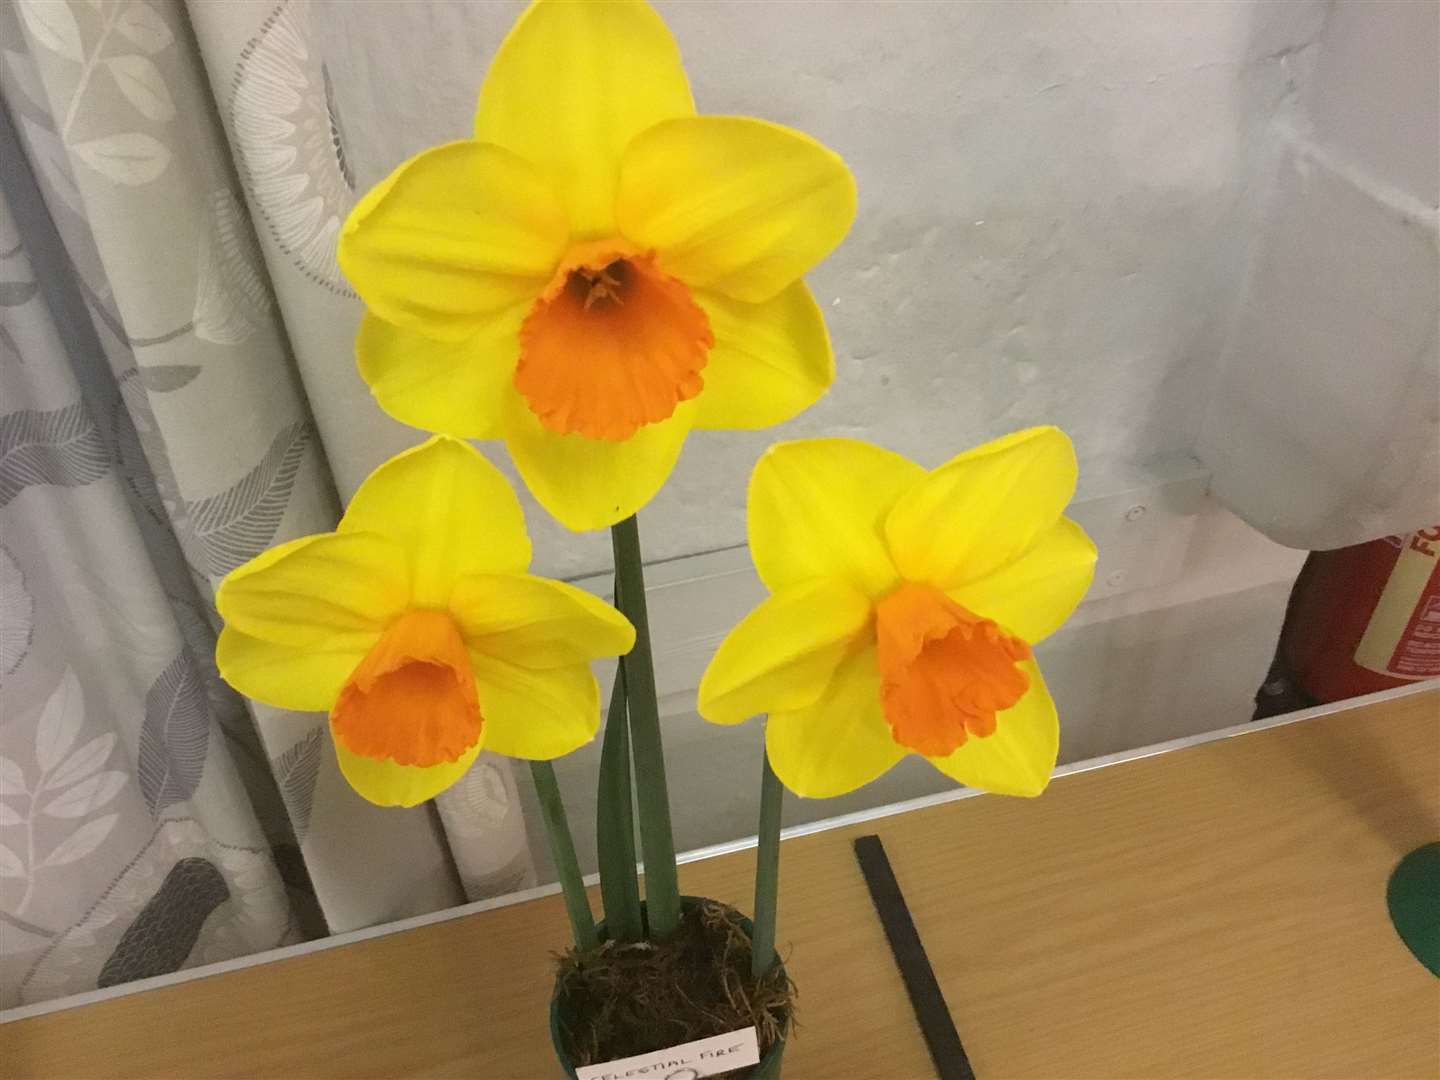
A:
[529, 759, 598, 952]
[595, 626, 643, 943]
[610, 515, 681, 939]
[751, 743, 784, 980]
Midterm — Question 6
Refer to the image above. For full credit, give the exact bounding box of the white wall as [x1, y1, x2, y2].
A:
[1199, 0, 1440, 549]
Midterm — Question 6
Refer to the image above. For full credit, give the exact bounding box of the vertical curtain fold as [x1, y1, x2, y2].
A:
[1, 0, 533, 1009]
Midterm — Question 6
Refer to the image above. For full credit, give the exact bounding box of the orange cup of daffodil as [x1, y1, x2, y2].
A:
[337, 0, 856, 532]
[214, 436, 634, 807]
[699, 427, 1098, 799]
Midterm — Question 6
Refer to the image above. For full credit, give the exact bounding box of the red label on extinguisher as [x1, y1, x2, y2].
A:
[1354, 526, 1440, 679]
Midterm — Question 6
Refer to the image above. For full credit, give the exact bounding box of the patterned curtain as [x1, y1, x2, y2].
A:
[0, 0, 533, 1010]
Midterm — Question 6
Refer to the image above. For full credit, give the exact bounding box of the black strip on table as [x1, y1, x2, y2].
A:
[853, 834, 976, 1080]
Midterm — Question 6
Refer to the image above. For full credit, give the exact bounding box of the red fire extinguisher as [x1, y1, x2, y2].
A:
[1254, 525, 1440, 718]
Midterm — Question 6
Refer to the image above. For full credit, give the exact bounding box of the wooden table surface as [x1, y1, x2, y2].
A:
[4, 689, 1438, 1080]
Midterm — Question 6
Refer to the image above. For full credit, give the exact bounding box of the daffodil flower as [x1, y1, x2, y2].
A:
[698, 427, 1097, 798]
[214, 437, 635, 807]
[337, 0, 856, 532]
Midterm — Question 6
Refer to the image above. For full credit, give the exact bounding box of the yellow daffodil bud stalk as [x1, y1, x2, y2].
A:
[214, 436, 635, 807]
[699, 427, 1097, 799]
[338, 0, 857, 532]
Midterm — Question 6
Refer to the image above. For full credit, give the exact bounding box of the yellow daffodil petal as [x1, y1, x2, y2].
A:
[215, 625, 365, 713]
[928, 659, 1058, 797]
[885, 426, 1078, 589]
[617, 116, 856, 304]
[765, 646, 905, 798]
[357, 308, 527, 441]
[469, 657, 599, 760]
[748, 438, 922, 597]
[451, 573, 635, 669]
[475, 0, 694, 235]
[334, 735, 484, 808]
[698, 580, 873, 725]
[502, 394, 696, 532]
[340, 437, 531, 606]
[338, 140, 565, 341]
[216, 531, 409, 648]
[949, 517, 1096, 644]
[691, 282, 833, 431]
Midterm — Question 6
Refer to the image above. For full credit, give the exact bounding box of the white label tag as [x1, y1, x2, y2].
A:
[574, 1027, 761, 1080]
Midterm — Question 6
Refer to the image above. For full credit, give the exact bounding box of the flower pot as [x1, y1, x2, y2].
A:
[550, 897, 789, 1078]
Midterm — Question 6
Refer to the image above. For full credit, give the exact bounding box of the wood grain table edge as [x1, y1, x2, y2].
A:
[4, 687, 1437, 1080]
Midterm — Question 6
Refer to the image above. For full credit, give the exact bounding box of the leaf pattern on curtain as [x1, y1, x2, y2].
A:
[272, 728, 322, 840]
[0, 401, 110, 507]
[113, 368, 171, 529]
[186, 420, 312, 576]
[137, 365, 199, 392]
[1, 671, 123, 910]
[0, 545, 35, 677]
[230, 1, 356, 295]
[137, 650, 210, 817]
[97, 856, 229, 987]
[41, 771, 129, 820]
[2, 0, 535, 1011]
[105, 54, 177, 124]
[71, 133, 171, 186]
[0, 0, 310, 1008]
[21, 0, 178, 187]
[45, 734, 118, 793]
[17, 819, 291, 1006]
[0, 280, 39, 306]
[114, 3, 175, 55]
[193, 188, 273, 345]
[16, 1, 83, 64]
